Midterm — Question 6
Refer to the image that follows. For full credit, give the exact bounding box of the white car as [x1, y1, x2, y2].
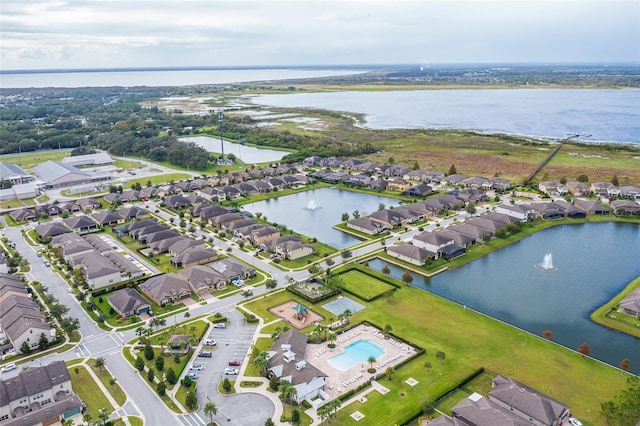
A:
[569, 418, 583, 426]
[224, 367, 239, 375]
[1, 363, 17, 373]
[190, 364, 204, 371]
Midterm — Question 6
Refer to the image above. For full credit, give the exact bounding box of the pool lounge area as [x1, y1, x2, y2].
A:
[304, 324, 416, 395]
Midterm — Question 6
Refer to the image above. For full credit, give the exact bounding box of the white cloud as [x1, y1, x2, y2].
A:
[1, 0, 638, 70]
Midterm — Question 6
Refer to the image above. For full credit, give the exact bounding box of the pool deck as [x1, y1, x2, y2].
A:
[305, 324, 416, 396]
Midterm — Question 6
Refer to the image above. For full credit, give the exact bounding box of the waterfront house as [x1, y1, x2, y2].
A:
[611, 200, 640, 215]
[619, 289, 640, 318]
[346, 218, 388, 235]
[573, 199, 611, 215]
[620, 185, 640, 200]
[387, 243, 435, 266]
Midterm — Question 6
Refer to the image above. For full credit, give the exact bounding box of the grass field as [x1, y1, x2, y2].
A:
[0, 150, 72, 171]
[89, 359, 127, 406]
[339, 269, 396, 301]
[67, 364, 114, 420]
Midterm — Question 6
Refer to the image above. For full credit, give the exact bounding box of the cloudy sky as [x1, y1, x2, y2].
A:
[1, 0, 638, 71]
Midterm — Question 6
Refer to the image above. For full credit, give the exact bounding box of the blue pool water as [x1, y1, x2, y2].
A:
[328, 339, 385, 371]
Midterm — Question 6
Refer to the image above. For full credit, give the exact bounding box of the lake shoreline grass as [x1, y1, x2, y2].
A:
[591, 276, 640, 338]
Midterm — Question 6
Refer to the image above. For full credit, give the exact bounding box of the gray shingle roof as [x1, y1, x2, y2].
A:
[108, 288, 149, 315]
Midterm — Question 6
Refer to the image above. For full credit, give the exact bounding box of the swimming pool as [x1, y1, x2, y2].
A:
[327, 339, 385, 371]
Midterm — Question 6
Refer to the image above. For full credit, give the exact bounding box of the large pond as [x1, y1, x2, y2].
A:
[241, 187, 400, 248]
[180, 136, 291, 163]
[368, 222, 640, 373]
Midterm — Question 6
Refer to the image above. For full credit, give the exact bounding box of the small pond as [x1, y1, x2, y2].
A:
[368, 222, 640, 373]
[180, 136, 291, 163]
[241, 187, 400, 248]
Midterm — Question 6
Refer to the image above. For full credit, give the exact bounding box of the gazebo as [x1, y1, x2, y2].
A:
[293, 303, 308, 322]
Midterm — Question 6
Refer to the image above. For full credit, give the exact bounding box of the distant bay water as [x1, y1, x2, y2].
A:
[0, 68, 364, 89]
[251, 88, 640, 144]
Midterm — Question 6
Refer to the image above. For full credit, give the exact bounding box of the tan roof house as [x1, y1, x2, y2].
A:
[140, 273, 192, 306]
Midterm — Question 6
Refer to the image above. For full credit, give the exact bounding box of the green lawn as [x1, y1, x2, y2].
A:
[89, 359, 127, 406]
[1, 150, 72, 171]
[591, 276, 640, 338]
[67, 365, 114, 420]
[176, 382, 197, 412]
[243, 337, 273, 377]
[339, 269, 396, 301]
[138, 347, 194, 390]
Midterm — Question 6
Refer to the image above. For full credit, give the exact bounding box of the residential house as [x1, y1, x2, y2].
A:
[236, 182, 259, 197]
[441, 392, 531, 426]
[128, 223, 169, 240]
[566, 181, 590, 197]
[268, 330, 328, 407]
[413, 231, 455, 255]
[386, 179, 411, 192]
[619, 288, 640, 318]
[117, 206, 150, 221]
[271, 236, 315, 260]
[208, 258, 256, 284]
[0, 361, 83, 425]
[120, 189, 140, 202]
[58, 202, 81, 215]
[487, 177, 511, 191]
[573, 199, 611, 215]
[76, 197, 102, 211]
[401, 183, 433, 198]
[170, 247, 218, 268]
[148, 236, 188, 255]
[620, 185, 640, 200]
[590, 182, 620, 198]
[140, 229, 180, 245]
[10, 208, 35, 223]
[448, 222, 491, 243]
[249, 226, 281, 246]
[611, 200, 640, 215]
[103, 252, 144, 280]
[221, 185, 242, 200]
[462, 176, 489, 189]
[51, 233, 95, 261]
[495, 204, 535, 222]
[168, 238, 205, 257]
[223, 219, 257, 232]
[178, 265, 227, 295]
[489, 375, 570, 426]
[62, 215, 99, 234]
[538, 181, 566, 196]
[209, 212, 244, 228]
[369, 209, 407, 229]
[346, 218, 388, 235]
[83, 234, 116, 253]
[436, 229, 476, 249]
[442, 174, 467, 186]
[34, 222, 70, 240]
[91, 210, 125, 227]
[386, 243, 434, 266]
[0, 274, 55, 355]
[197, 187, 225, 202]
[70, 251, 121, 290]
[140, 273, 192, 306]
[404, 170, 430, 181]
[185, 194, 205, 206]
[165, 194, 190, 210]
[107, 288, 151, 317]
[140, 186, 159, 199]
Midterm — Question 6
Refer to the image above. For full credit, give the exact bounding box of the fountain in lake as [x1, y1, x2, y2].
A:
[306, 200, 318, 211]
[536, 253, 557, 271]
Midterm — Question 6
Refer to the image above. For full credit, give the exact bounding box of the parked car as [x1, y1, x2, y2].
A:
[202, 339, 217, 346]
[43, 261, 50, 267]
[37, 252, 42, 257]
[228, 360, 241, 366]
[198, 351, 213, 358]
[569, 418, 583, 426]
[224, 368, 239, 375]
[1, 363, 17, 373]
[213, 323, 227, 329]
[189, 364, 204, 371]
[187, 373, 198, 380]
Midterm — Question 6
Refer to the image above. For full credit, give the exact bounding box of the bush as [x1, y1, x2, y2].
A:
[155, 356, 165, 372]
[166, 367, 177, 385]
[185, 391, 198, 409]
[147, 369, 155, 382]
[144, 344, 155, 361]
[156, 382, 166, 396]
[222, 378, 232, 392]
[181, 376, 193, 388]
[269, 376, 279, 391]
[135, 357, 145, 371]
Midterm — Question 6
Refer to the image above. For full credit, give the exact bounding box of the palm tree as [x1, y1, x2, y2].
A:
[83, 413, 92, 426]
[384, 324, 392, 336]
[368, 355, 377, 371]
[203, 401, 217, 425]
[94, 357, 106, 372]
[327, 332, 337, 347]
[279, 380, 292, 418]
